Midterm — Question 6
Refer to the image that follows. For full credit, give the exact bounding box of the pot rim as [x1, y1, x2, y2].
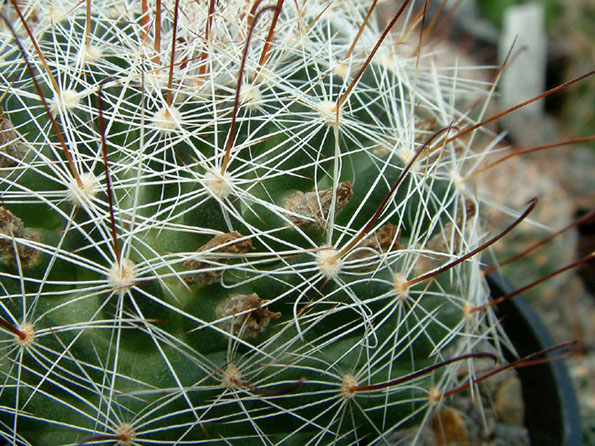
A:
[487, 272, 582, 446]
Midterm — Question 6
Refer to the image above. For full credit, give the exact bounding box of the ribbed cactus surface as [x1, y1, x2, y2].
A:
[0, 1, 530, 444]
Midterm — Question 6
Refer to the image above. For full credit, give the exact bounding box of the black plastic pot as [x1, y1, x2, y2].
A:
[487, 273, 583, 446]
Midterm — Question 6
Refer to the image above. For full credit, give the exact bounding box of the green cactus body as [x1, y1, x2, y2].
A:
[0, 1, 525, 445]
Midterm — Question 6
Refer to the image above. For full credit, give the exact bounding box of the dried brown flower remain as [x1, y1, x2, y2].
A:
[184, 232, 253, 285]
[347, 223, 402, 271]
[216, 293, 281, 339]
[284, 181, 353, 229]
[0, 107, 27, 169]
[0, 207, 39, 268]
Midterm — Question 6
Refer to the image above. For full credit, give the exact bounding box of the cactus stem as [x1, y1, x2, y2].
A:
[2, 1, 581, 441]
[349, 352, 496, 394]
[336, 0, 412, 110]
[483, 210, 595, 276]
[221, 5, 280, 176]
[1, 12, 83, 187]
[426, 71, 595, 158]
[471, 253, 595, 314]
[470, 136, 595, 179]
[441, 341, 577, 399]
[406, 198, 537, 288]
[337, 126, 455, 260]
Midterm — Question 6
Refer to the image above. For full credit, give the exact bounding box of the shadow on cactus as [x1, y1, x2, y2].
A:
[0, 1, 591, 445]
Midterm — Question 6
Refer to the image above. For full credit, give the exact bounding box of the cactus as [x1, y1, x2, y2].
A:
[0, 1, 585, 445]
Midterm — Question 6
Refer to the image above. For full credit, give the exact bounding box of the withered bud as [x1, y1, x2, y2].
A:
[284, 181, 353, 229]
[184, 232, 252, 285]
[347, 223, 402, 271]
[0, 107, 27, 169]
[216, 293, 281, 339]
[0, 208, 40, 268]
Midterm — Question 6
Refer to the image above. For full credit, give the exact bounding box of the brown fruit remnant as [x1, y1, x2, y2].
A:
[216, 293, 281, 339]
[184, 232, 253, 285]
[0, 208, 40, 268]
[347, 223, 401, 270]
[284, 181, 353, 229]
[415, 200, 477, 275]
[0, 107, 27, 169]
[430, 407, 469, 446]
